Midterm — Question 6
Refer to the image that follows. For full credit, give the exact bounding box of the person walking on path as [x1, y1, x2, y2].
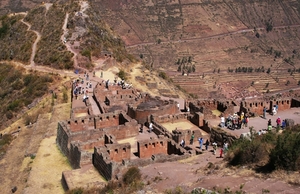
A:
[219, 148, 223, 158]
[180, 139, 185, 147]
[149, 122, 153, 133]
[205, 139, 209, 150]
[198, 137, 203, 150]
[190, 131, 195, 145]
[245, 116, 249, 127]
[268, 119, 272, 131]
[263, 107, 266, 119]
[212, 142, 217, 155]
[276, 117, 281, 129]
[223, 142, 228, 155]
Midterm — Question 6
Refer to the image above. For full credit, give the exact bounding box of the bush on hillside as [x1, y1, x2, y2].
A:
[269, 128, 300, 171]
[226, 137, 269, 166]
[227, 125, 300, 172]
[123, 166, 142, 185]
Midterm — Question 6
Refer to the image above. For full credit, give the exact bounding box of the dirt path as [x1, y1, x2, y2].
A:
[126, 24, 300, 48]
[61, 13, 79, 69]
[20, 18, 41, 66]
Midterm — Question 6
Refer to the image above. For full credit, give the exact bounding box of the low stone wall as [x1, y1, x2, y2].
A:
[210, 127, 237, 146]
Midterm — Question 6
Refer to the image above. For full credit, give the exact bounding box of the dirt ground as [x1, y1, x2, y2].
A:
[140, 150, 300, 193]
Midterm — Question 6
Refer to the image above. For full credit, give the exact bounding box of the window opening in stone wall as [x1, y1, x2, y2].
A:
[82, 120, 84, 123]
[152, 143, 155, 148]
[255, 103, 258, 107]
[145, 144, 148, 148]
[287, 100, 290, 104]
[250, 103, 252, 107]
[123, 148, 126, 153]
[75, 120, 78, 124]
[115, 149, 118, 154]
[107, 116, 109, 120]
[282, 101, 284, 105]
[160, 142, 163, 146]
[261, 102, 263, 106]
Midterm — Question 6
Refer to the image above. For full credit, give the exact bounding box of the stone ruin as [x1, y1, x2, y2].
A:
[57, 76, 300, 190]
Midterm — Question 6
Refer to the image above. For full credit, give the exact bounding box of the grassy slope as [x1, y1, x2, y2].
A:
[0, 62, 60, 130]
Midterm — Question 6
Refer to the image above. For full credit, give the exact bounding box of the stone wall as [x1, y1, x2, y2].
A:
[71, 107, 91, 119]
[240, 98, 291, 116]
[189, 112, 204, 127]
[69, 143, 82, 169]
[56, 122, 70, 157]
[167, 139, 186, 155]
[127, 98, 178, 124]
[210, 127, 238, 147]
[137, 138, 168, 158]
[105, 143, 131, 162]
[104, 123, 139, 140]
[93, 147, 118, 180]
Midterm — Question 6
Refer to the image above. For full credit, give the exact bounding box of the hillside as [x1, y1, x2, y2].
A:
[1, 1, 300, 193]
[91, 0, 300, 98]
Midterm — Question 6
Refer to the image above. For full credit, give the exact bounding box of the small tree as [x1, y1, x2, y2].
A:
[123, 167, 142, 185]
[117, 69, 126, 80]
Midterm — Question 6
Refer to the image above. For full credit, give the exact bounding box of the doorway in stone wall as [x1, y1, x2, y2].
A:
[269, 101, 273, 114]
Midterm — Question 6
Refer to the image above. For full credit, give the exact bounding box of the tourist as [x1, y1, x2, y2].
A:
[212, 142, 217, 155]
[258, 130, 262, 136]
[205, 139, 209, 150]
[223, 142, 228, 155]
[180, 139, 185, 147]
[198, 137, 203, 150]
[245, 116, 249, 127]
[190, 131, 195, 145]
[140, 124, 143, 133]
[268, 119, 272, 131]
[263, 107, 266, 119]
[220, 115, 225, 128]
[106, 79, 110, 89]
[272, 105, 277, 116]
[276, 117, 281, 128]
[149, 122, 153, 133]
[219, 147, 223, 158]
[281, 119, 286, 129]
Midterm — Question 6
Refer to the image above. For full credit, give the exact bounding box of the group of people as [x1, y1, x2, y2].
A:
[267, 116, 286, 130]
[222, 112, 249, 130]
[73, 74, 91, 101]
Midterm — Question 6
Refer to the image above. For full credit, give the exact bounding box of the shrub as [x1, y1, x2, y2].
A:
[226, 137, 269, 166]
[117, 69, 126, 80]
[269, 130, 300, 171]
[122, 166, 141, 185]
[159, 71, 168, 80]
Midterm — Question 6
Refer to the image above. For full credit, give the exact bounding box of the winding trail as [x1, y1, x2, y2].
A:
[61, 13, 78, 68]
[20, 18, 41, 66]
